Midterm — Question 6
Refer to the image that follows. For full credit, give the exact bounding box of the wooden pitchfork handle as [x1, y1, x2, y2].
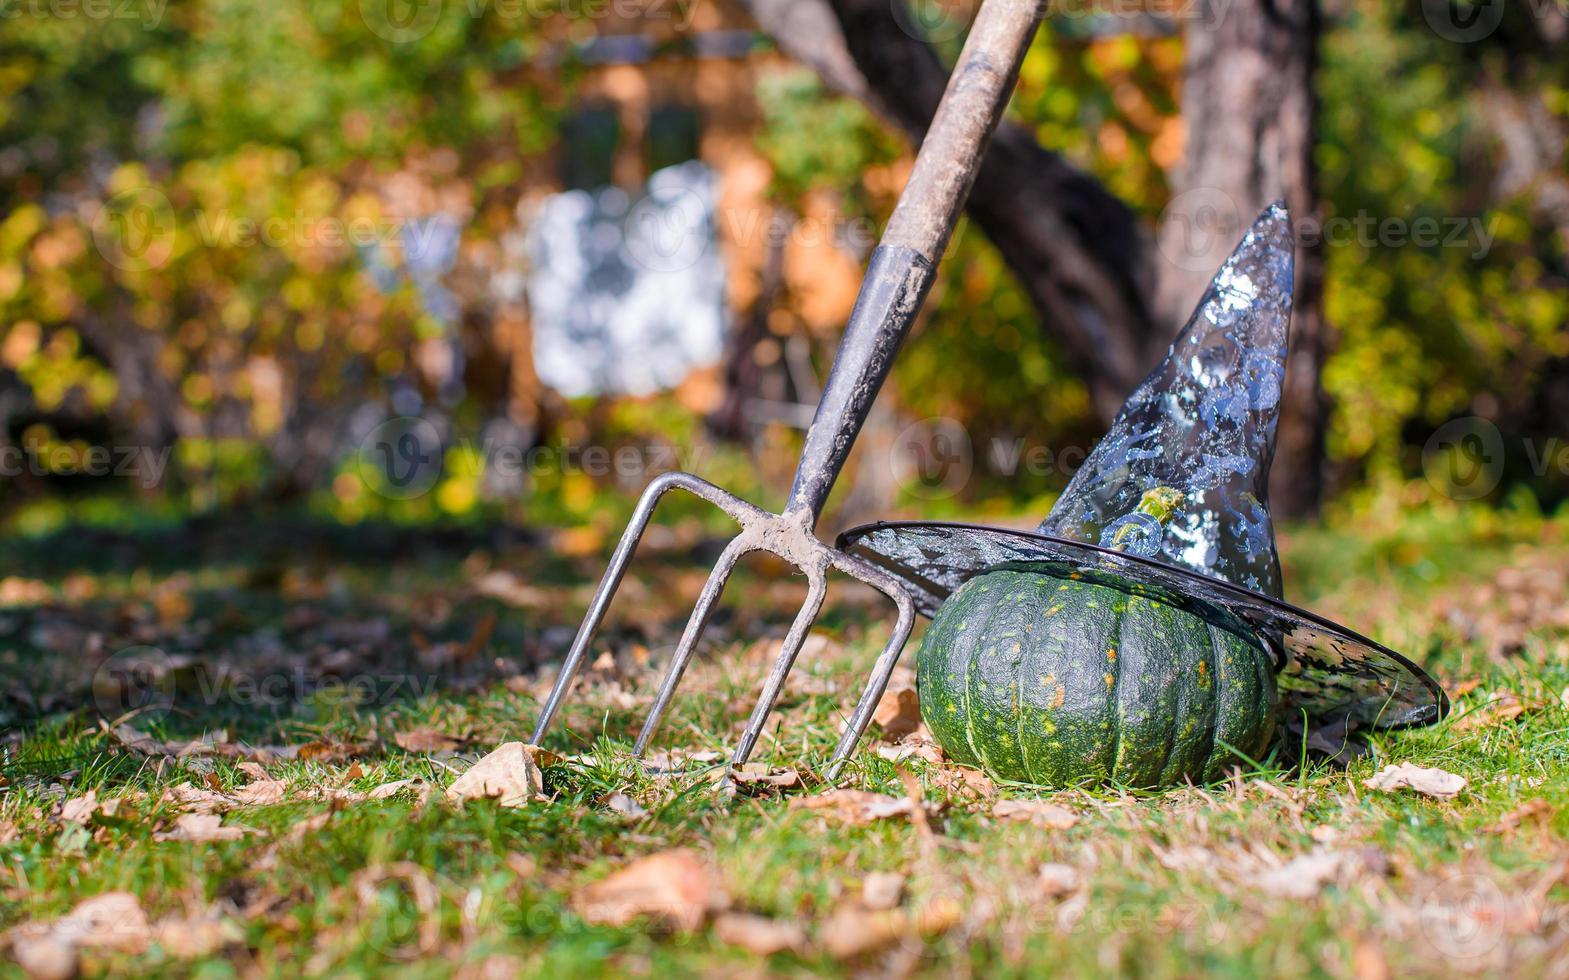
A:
[783, 0, 1044, 527]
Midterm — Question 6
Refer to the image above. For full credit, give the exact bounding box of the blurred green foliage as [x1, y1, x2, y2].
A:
[1, 1, 1565, 533]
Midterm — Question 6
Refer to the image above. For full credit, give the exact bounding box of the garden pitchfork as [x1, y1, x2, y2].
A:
[531, 0, 1044, 779]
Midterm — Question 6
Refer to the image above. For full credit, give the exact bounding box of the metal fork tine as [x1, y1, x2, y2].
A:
[727, 571, 828, 770]
[824, 589, 917, 781]
[632, 534, 752, 757]
[530, 472, 680, 744]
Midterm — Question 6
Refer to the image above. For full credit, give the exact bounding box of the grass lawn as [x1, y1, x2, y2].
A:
[0, 504, 1565, 977]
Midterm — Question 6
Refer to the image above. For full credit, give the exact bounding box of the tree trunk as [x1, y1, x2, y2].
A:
[746, 0, 1160, 421]
[1156, 0, 1326, 517]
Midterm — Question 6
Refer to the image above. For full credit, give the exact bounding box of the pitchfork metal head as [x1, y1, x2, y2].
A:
[528, 470, 916, 781]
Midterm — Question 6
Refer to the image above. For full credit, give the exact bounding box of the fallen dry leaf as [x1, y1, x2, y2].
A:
[1364, 763, 1467, 800]
[445, 742, 545, 808]
[151, 914, 242, 959]
[602, 792, 649, 821]
[1452, 691, 1528, 733]
[712, 912, 806, 955]
[1250, 850, 1357, 899]
[162, 783, 232, 814]
[1036, 863, 1082, 898]
[368, 778, 432, 803]
[728, 764, 801, 792]
[574, 850, 728, 931]
[9, 892, 153, 980]
[156, 813, 257, 843]
[230, 778, 289, 807]
[861, 872, 906, 911]
[394, 728, 463, 754]
[991, 799, 1079, 829]
[1484, 798, 1553, 834]
[789, 790, 921, 824]
[818, 905, 906, 960]
[57, 791, 100, 825]
[286, 811, 335, 842]
[872, 686, 922, 741]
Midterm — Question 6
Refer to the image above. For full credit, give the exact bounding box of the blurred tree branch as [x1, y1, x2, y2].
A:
[743, 0, 1158, 421]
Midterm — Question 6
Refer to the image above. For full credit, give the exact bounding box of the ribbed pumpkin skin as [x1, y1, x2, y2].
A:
[916, 568, 1277, 788]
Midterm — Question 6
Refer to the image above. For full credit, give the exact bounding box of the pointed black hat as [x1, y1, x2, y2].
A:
[839, 203, 1446, 731]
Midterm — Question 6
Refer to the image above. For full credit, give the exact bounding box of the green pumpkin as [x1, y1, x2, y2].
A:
[916, 567, 1277, 788]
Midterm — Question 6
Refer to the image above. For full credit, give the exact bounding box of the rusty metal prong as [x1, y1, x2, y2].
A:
[726, 570, 828, 773]
[531, 471, 691, 745]
[632, 534, 754, 758]
[823, 567, 918, 782]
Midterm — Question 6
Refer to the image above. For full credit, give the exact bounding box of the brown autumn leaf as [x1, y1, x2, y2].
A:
[156, 813, 257, 843]
[818, 905, 905, 960]
[57, 791, 100, 825]
[162, 783, 233, 814]
[445, 742, 544, 808]
[1364, 763, 1467, 800]
[1250, 850, 1358, 899]
[394, 728, 463, 754]
[728, 764, 802, 792]
[368, 778, 432, 803]
[294, 741, 365, 764]
[230, 776, 289, 807]
[1451, 691, 1528, 732]
[1484, 798, 1553, 834]
[991, 799, 1079, 829]
[712, 912, 806, 956]
[574, 849, 729, 931]
[860, 872, 906, 911]
[601, 792, 649, 821]
[1036, 863, 1082, 899]
[788, 790, 921, 824]
[872, 686, 922, 741]
[8, 891, 152, 979]
[151, 914, 242, 959]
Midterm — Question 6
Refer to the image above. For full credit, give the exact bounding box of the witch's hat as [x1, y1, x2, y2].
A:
[840, 203, 1446, 732]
